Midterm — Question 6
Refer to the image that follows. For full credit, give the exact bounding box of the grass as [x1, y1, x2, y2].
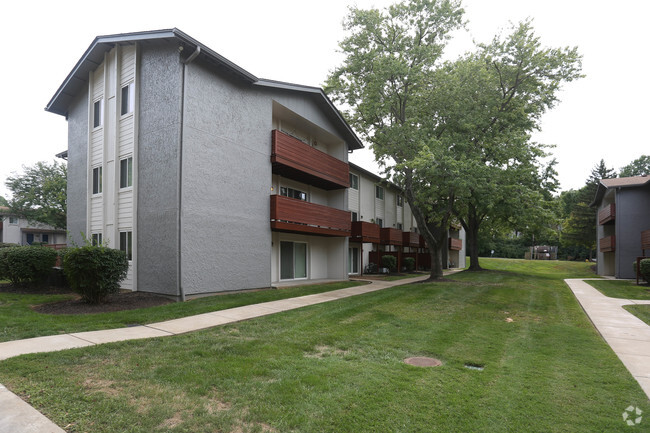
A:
[585, 279, 650, 300]
[0, 281, 364, 343]
[360, 271, 424, 281]
[624, 305, 650, 326]
[1, 258, 648, 432]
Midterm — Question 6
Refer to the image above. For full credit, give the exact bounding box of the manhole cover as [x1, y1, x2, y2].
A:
[464, 363, 484, 371]
[404, 357, 442, 367]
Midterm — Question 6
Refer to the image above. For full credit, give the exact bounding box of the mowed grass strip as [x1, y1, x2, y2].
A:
[0, 281, 364, 343]
[585, 278, 650, 300]
[0, 259, 648, 432]
[624, 305, 650, 326]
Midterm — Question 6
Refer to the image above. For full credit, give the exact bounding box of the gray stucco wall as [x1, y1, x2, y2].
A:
[137, 42, 183, 296]
[66, 90, 89, 246]
[616, 184, 650, 278]
[179, 60, 272, 294]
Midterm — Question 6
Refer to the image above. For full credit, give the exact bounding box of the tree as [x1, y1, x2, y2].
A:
[5, 161, 67, 229]
[619, 155, 650, 177]
[418, 20, 582, 270]
[326, 0, 465, 279]
[0, 196, 7, 207]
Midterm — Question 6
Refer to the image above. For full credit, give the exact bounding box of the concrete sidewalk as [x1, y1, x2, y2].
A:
[565, 278, 650, 399]
[0, 274, 433, 433]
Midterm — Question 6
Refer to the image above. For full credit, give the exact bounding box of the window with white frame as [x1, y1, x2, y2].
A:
[280, 186, 307, 201]
[91, 233, 103, 246]
[375, 185, 384, 200]
[396, 223, 403, 230]
[92, 166, 102, 194]
[349, 173, 359, 190]
[121, 82, 135, 116]
[351, 211, 358, 222]
[120, 157, 133, 189]
[376, 218, 383, 228]
[8, 216, 18, 225]
[397, 195, 404, 207]
[93, 99, 103, 128]
[120, 231, 133, 260]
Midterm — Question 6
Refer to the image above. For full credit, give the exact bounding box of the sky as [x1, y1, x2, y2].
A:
[0, 0, 648, 199]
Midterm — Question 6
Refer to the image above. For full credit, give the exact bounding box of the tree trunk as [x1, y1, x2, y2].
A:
[428, 239, 445, 279]
[464, 212, 482, 271]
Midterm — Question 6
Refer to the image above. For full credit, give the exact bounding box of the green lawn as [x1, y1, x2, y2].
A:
[0, 281, 364, 343]
[0, 259, 648, 432]
[586, 279, 650, 300]
[624, 305, 650, 326]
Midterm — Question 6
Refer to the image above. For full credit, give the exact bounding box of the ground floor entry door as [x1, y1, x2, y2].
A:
[281, 241, 307, 280]
[348, 247, 359, 274]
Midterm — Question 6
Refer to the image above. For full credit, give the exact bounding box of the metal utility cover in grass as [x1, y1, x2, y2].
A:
[404, 357, 442, 367]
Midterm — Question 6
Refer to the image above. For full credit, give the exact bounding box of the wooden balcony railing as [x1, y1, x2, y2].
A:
[271, 130, 349, 190]
[449, 237, 463, 251]
[419, 234, 428, 249]
[380, 228, 403, 246]
[600, 235, 616, 253]
[402, 231, 420, 247]
[642, 229, 650, 251]
[598, 203, 616, 225]
[270, 195, 351, 237]
[351, 221, 380, 243]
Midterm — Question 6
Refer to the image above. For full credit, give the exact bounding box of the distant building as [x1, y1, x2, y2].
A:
[0, 207, 67, 246]
[591, 175, 650, 278]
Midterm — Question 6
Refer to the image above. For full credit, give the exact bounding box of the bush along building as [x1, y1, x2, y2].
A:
[46, 28, 465, 299]
[591, 175, 650, 279]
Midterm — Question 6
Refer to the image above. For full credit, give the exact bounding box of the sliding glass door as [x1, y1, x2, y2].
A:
[280, 241, 307, 280]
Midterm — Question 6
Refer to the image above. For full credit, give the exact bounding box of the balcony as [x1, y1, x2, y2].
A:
[351, 221, 380, 243]
[402, 231, 420, 247]
[598, 203, 616, 225]
[449, 237, 463, 251]
[643, 230, 650, 250]
[271, 130, 349, 190]
[270, 195, 350, 237]
[380, 228, 403, 246]
[419, 234, 428, 249]
[600, 235, 616, 253]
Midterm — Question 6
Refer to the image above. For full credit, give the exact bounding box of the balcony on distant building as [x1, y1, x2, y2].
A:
[270, 195, 350, 237]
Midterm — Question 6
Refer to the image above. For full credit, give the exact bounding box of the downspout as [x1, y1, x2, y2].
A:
[177, 45, 201, 302]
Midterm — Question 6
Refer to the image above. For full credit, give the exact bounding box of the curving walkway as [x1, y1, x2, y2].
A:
[565, 278, 650, 400]
[0, 274, 434, 433]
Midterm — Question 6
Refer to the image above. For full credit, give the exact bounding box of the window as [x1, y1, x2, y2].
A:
[349, 173, 359, 190]
[351, 211, 358, 222]
[280, 241, 307, 280]
[375, 185, 384, 200]
[8, 216, 18, 225]
[91, 233, 103, 246]
[280, 186, 307, 201]
[397, 195, 404, 207]
[120, 231, 133, 261]
[93, 99, 103, 128]
[121, 82, 135, 115]
[348, 247, 359, 274]
[92, 166, 102, 194]
[120, 157, 133, 189]
[376, 218, 383, 228]
[42, 234, 49, 244]
[396, 223, 403, 230]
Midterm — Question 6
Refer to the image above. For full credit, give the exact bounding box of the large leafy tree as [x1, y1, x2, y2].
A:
[0, 196, 8, 207]
[326, 0, 465, 278]
[5, 161, 67, 229]
[619, 155, 650, 177]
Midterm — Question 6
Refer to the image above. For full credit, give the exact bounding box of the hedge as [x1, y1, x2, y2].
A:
[403, 257, 415, 272]
[0, 246, 58, 286]
[381, 255, 397, 272]
[63, 246, 129, 304]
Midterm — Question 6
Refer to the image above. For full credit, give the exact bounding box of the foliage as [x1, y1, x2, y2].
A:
[478, 237, 529, 259]
[0, 242, 19, 249]
[63, 246, 129, 304]
[403, 256, 415, 271]
[619, 155, 650, 177]
[0, 195, 8, 206]
[0, 246, 58, 286]
[5, 161, 67, 229]
[326, 0, 465, 279]
[633, 259, 650, 283]
[381, 255, 397, 272]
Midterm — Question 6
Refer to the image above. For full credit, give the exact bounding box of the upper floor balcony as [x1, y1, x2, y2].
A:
[380, 227, 403, 246]
[598, 203, 616, 225]
[402, 231, 420, 247]
[270, 195, 350, 237]
[449, 237, 463, 251]
[351, 221, 380, 243]
[600, 235, 616, 253]
[271, 130, 349, 190]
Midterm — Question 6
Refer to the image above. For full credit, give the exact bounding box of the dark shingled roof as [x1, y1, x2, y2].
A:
[591, 175, 650, 207]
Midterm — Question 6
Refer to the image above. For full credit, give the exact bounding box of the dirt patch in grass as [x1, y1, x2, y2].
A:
[32, 291, 173, 315]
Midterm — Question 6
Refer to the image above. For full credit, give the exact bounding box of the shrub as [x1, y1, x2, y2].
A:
[0, 242, 19, 249]
[403, 257, 415, 272]
[381, 255, 397, 272]
[0, 246, 58, 286]
[633, 259, 650, 283]
[63, 246, 129, 304]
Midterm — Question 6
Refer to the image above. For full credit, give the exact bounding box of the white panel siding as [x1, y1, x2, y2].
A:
[348, 187, 359, 212]
[375, 197, 385, 220]
[118, 190, 133, 227]
[92, 65, 104, 98]
[90, 130, 103, 165]
[385, 192, 395, 228]
[90, 197, 103, 231]
[120, 45, 136, 83]
[118, 116, 134, 154]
